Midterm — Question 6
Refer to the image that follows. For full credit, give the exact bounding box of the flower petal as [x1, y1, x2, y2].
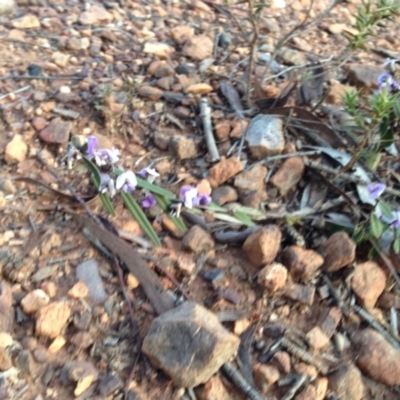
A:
[141, 194, 157, 208]
[367, 183, 386, 201]
[86, 136, 99, 156]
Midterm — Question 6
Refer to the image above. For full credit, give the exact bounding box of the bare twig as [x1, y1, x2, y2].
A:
[281, 337, 330, 374]
[221, 363, 267, 400]
[200, 98, 220, 162]
[261, 0, 346, 89]
[307, 160, 400, 198]
[246, 0, 259, 107]
[370, 239, 400, 288]
[351, 303, 400, 351]
[0, 85, 31, 100]
[281, 374, 307, 400]
[0, 74, 83, 81]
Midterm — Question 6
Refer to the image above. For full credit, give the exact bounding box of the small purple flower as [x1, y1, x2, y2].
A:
[99, 173, 116, 197]
[141, 193, 157, 208]
[367, 182, 386, 201]
[180, 186, 198, 209]
[377, 73, 400, 92]
[192, 193, 211, 207]
[116, 170, 137, 193]
[97, 148, 121, 164]
[86, 136, 99, 156]
[139, 167, 160, 183]
[392, 211, 400, 229]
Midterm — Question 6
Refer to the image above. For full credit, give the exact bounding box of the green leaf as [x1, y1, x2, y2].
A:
[82, 157, 115, 216]
[365, 151, 382, 170]
[82, 157, 102, 189]
[233, 210, 256, 227]
[121, 192, 162, 247]
[394, 238, 400, 253]
[99, 193, 115, 216]
[136, 178, 176, 199]
[352, 223, 365, 243]
[211, 212, 248, 225]
[368, 246, 379, 259]
[378, 200, 394, 220]
[370, 213, 384, 238]
[153, 194, 187, 233]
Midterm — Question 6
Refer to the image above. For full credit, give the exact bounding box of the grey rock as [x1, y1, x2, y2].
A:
[328, 363, 364, 400]
[246, 115, 285, 158]
[76, 259, 107, 304]
[0, 281, 14, 332]
[142, 302, 240, 387]
[98, 373, 123, 396]
[346, 64, 385, 89]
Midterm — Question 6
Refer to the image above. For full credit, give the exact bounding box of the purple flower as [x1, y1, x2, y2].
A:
[116, 170, 137, 193]
[392, 211, 400, 229]
[86, 136, 99, 156]
[97, 148, 120, 164]
[377, 73, 400, 91]
[367, 183, 386, 201]
[141, 194, 157, 208]
[99, 173, 116, 197]
[180, 186, 198, 209]
[192, 193, 211, 207]
[180, 186, 211, 208]
[139, 167, 160, 183]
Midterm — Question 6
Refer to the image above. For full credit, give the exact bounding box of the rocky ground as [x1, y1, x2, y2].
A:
[1, 0, 400, 399]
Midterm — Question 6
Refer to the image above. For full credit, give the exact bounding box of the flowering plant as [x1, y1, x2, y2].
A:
[353, 182, 400, 253]
[75, 136, 215, 246]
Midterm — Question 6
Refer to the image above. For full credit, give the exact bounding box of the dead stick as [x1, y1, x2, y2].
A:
[72, 212, 175, 315]
[200, 98, 220, 162]
[221, 363, 267, 400]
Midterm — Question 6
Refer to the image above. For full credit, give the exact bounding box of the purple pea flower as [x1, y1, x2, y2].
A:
[86, 136, 99, 156]
[377, 73, 400, 92]
[97, 148, 121, 164]
[180, 186, 211, 208]
[367, 182, 386, 201]
[141, 193, 157, 208]
[139, 167, 160, 183]
[99, 173, 116, 197]
[180, 186, 199, 209]
[392, 211, 400, 229]
[116, 170, 137, 193]
[192, 193, 211, 207]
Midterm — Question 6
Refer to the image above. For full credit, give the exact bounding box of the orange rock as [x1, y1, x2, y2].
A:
[351, 261, 386, 308]
[243, 226, 281, 267]
[208, 157, 243, 188]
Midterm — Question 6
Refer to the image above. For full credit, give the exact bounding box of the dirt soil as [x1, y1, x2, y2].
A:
[1, 0, 400, 399]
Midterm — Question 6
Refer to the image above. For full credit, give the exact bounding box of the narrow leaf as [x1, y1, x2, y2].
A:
[153, 194, 186, 233]
[394, 238, 400, 253]
[82, 157, 102, 188]
[233, 210, 256, 227]
[136, 178, 176, 200]
[99, 193, 115, 216]
[121, 192, 162, 247]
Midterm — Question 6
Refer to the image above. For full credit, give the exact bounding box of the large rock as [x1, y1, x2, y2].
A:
[328, 363, 364, 400]
[319, 231, 355, 272]
[351, 261, 386, 308]
[142, 302, 240, 388]
[246, 115, 284, 158]
[351, 328, 400, 386]
[36, 301, 71, 339]
[243, 225, 281, 267]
